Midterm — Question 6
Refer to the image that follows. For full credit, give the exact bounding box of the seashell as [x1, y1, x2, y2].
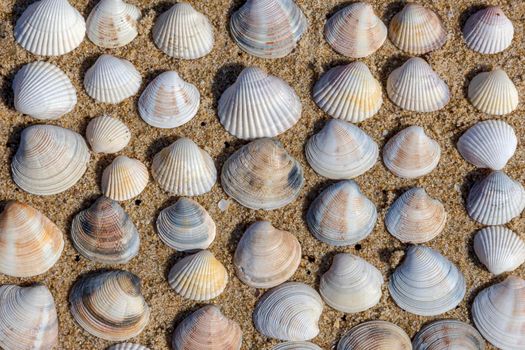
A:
[337, 320, 411, 350]
[70, 270, 150, 341]
[108, 344, 150, 350]
[12, 125, 90, 195]
[168, 250, 228, 301]
[253, 282, 323, 341]
[84, 54, 142, 104]
[307, 180, 377, 246]
[13, 61, 77, 120]
[138, 71, 200, 129]
[472, 276, 525, 349]
[218, 67, 301, 139]
[0, 284, 58, 350]
[385, 187, 447, 243]
[86, 0, 140, 48]
[468, 68, 519, 115]
[324, 3, 387, 58]
[234, 221, 301, 289]
[319, 253, 383, 313]
[312, 61, 382, 123]
[102, 156, 149, 201]
[305, 119, 378, 179]
[71, 196, 139, 264]
[387, 57, 450, 112]
[388, 4, 447, 55]
[172, 305, 242, 350]
[153, 3, 214, 59]
[457, 119, 517, 170]
[151, 138, 216, 196]
[466, 170, 525, 225]
[230, 0, 307, 59]
[412, 319, 485, 350]
[14, 0, 85, 56]
[463, 6, 514, 54]
[272, 342, 322, 350]
[156, 198, 216, 251]
[389, 245, 466, 316]
[86, 115, 131, 154]
[221, 138, 303, 210]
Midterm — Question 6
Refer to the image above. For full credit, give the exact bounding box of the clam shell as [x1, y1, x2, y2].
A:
[307, 180, 377, 246]
[70, 270, 150, 341]
[272, 342, 322, 350]
[102, 156, 149, 201]
[234, 221, 301, 288]
[253, 282, 323, 341]
[14, 0, 85, 56]
[86, 115, 131, 154]
[168, 250, 228, 301]
[474, 226, 525, 275]
[338, 321, 411, 350]
[468, 68, 519, 115]
[151, 138, 216, 196]
[108, 344, 150, 350]
[325, 2, 387, 58]
[412, 319, 485, 350]
[463, 6, 514, 54]
[387, 57, 450, 112]
[12, 124, 90, 195]
[221, 138, 304, 210]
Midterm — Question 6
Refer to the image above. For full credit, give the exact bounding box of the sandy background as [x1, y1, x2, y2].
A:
[0, 0, 524, 349]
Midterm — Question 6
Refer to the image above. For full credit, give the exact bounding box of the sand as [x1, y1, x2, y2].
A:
[0, 0, 524, 349]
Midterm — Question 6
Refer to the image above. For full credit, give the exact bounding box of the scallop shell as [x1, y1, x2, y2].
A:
[14, 0, 86, 56]
[389, 245, 466, 316]
[253, 282, 323, 341]
[153, 3, 214, 59]
[108, 344, 150, 350]
[0, 284, 58, 350]
[324, 2, 387, 58]
[474, 226, 525, 275]
[172, 305, 242, 350]
[234, 221, 301, 289]
[337, 320, 411, 350]
[221, 138, 304, 210]
[272, 342, 322, 350]
[151, 138, 216, 196]
[11, 124, 90, 195]
[387, 57, 450, 112]
[70, 270, 150, 341]
[312, 61, 382, 123]
[138, 71, 200, 129]
[468, 68, 519, 115]
[412, 319, 485, 350]
[84, 54, 142, 104]
[463, 6, 514, 54]
[102, 156, 149, 201]
[168, 250, 228, 301]
[86, 115, 131, 154]
[307, 180, 377, 246]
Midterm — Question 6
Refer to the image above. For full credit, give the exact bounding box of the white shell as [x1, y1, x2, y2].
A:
[272, 342, 322, 350]
[102, 156, 149, 201]
[108, 344, 149, 350]
[412, 320, 485, 350]
[86, 115, 131, 154]
[474, 226, 525, 275]
[337, 321, 411, 350]
[463, 6, 514, 54]
[468, 68, 519, 115]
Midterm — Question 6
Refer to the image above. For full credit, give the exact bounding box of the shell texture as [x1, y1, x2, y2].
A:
[468, 68, 519, 115]
[272, 342, 322, 350]
[412, 319, 485, 350]
[337, 320, 411, 350]
[463, 6, 514, 54]
[474, 226, 525, 275]
[86, 115, 131, 154]
[101, 156, 149, 201]
[108, 344, 150, 350]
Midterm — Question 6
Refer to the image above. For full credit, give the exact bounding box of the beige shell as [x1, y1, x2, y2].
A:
[272, 342, 322, 350]
[102, 156, 149, 201]
[108, 344, 150, 350]
[86, 115, 131, 154]
[412, 319, 485, 350]
[337, 320, 411, 350]
[463, 6, 514, 54]
[468, 68, 519, 115]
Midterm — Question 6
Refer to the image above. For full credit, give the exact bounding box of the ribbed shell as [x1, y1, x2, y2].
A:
[463, 6, 514, 54]
[337, 321, 411, 350]
[272, 342, 322, 350]
[412, 320, 485, 350]
[102, 156, 149, 201]
[474, 226, 525, 275]
[468, 68, 519, 115]
[108, 344, 150, 350]
[86, 115, 131, 154]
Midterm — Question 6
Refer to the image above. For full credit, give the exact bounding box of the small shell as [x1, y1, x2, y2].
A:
[151, 138, 216, 196]
[234, 221, 301, 289]
[253, 282, 323, 341]
[168, 250, 228, 301]
[221, 138, 304, 210]
[463, 6, 514, 54]
[305, 119, 378, 179]
[468, 68, 519, 115]
[325, 2, 387, 58]
[272, 342, 322, 350]
[474, 226, 525, 275]
[102, 156, 149, 201]
[387, 57, 450, 112]
[86, 115, 131, 154]
[307, 180, 377, 246]
[108, 344, 149, 350]
[337, 320, 411, 350]
[218, 67, 301, 139]
[412, 320, 485, 350]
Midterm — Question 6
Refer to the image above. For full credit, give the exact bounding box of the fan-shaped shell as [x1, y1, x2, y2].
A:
[468, 68, 518, 115]
[337, 320, 411, 350]
[474, 226, 525, 275]
[463, 6, 514, 54]
[102, 156, 149, 201]
[86, 115, 131, 154]
[108, 344, 150, 350]
[412, 319, 485, 350]
[272, 342, 322, 350]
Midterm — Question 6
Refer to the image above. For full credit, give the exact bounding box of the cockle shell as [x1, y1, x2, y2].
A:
[102, 156, 149, 201]
[468, 68, 519, 115]
[108, 344, 150, 350]
[325, 2, 387, 58]
[151, 138, 216, 196]
[337, 320, 411, 350]
[272, 342, 322, 350]
[86, 115, 131, 154]
[168, 250, 228, 301]
[221, 138, 304, 210]
[234, 221, 301, 289]
[307, 180, 377, 246]
[463, 6, 514, 54]
[0, 284, 58, 350]
[474, 226, 525, 275]
[14, 0, 86, 56]
[305, 119, 378, 179]
[230, 0, 307, 59]
[253, 282, 323, 341]
[70, 270, 150, 341]
[412, 319, 485, 350]
[12, 125, 90, 195]
[387, 57, 450, 112]
[172, 305, 242, 350]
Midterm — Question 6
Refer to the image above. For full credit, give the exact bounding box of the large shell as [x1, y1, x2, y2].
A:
[337, 320, 411, 350]
[14, 0, 85, 56]
[253, 282, 323, 341]
[307, 180, 377, 246]
[412, 319, 485, 350]
[230, 0, 307, 59]
[234, 221, 301, 289]
[108, 344, 150, 350]
[221, 138, 304, 210]
[70, 270, 150, 341]
[305, 119, 378, 179]
[218, 67, 301, 139]
[151, 138, 216, 196]
[272, 342, 322, 350]
[387, 57, 450, 112]
[102, 156, 149, 201]
[86, 115, 131, 154]
[468, 68, 519, 115]
[463, 6, 514, 54]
